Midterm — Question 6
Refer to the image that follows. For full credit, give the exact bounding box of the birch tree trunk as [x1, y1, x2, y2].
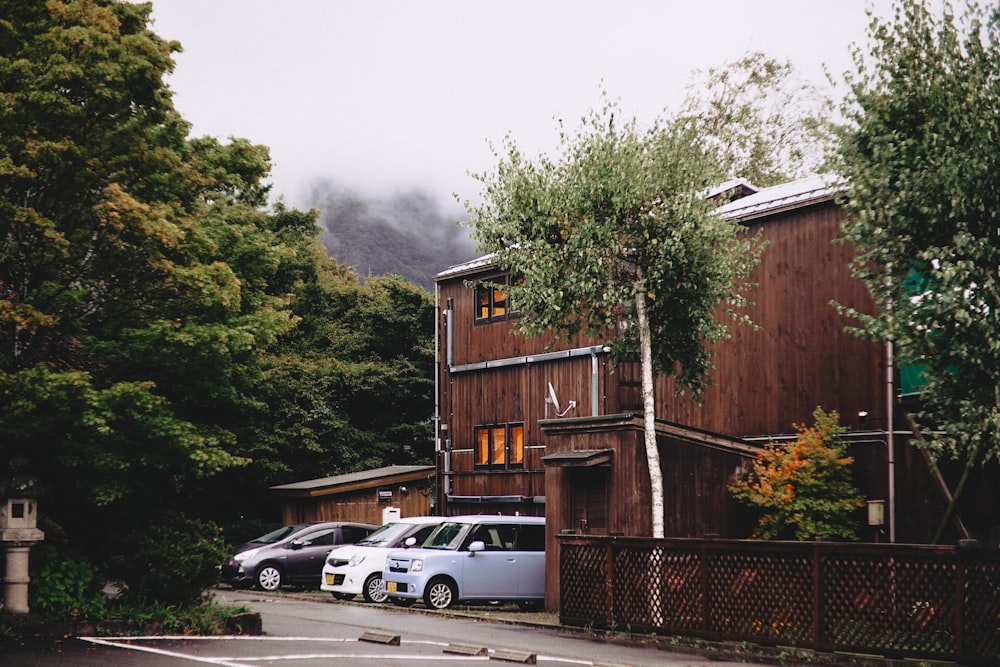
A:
[635, 268, 665, 538]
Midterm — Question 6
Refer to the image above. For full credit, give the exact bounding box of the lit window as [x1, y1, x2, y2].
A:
[509, 425, 524, 465]
[474, 275, 519, 323]
[473, 423, 525, 469]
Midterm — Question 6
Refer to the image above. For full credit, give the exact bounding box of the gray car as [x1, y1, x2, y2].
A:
[222, 521, 376, 591]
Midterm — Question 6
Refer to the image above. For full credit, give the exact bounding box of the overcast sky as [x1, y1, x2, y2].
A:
[149, 0, 892, 210]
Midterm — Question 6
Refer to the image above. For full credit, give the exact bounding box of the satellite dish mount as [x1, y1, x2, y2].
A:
[546, 382, 577, 418]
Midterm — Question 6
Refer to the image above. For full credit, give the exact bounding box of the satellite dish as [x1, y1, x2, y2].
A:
[547, 382, 562, 414]
[546, 382, 577, 418]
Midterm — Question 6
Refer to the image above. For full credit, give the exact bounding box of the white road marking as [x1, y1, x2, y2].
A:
[79, 635, 598, 665]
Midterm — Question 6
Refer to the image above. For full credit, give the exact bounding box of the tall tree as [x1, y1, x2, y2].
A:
[681, 51, 837, 187]
[0, 0, 292, 542]
[835, 0, 1000, 541]
[466, 97, 763, 537]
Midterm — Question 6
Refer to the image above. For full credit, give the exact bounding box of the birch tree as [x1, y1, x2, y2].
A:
[466, 98, 763, 537]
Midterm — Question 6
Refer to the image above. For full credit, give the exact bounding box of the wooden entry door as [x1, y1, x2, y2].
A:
[569, 467, 609, 535]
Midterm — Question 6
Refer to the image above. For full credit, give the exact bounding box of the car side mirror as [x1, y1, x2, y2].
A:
[289, 539, 304, 550]
[403, 536, 417, 548]
[467, 540, 485, 555]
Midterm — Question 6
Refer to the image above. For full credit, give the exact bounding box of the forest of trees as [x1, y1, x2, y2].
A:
[0, 0, 435, 605]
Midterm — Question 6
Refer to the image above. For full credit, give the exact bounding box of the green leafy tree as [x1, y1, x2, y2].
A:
[0, 1, 291, 551]
[466, 96, 763, 537]
[730, 408, 864, 541]
[834, 0, 1000, 541]
[681, 51, 837, 187]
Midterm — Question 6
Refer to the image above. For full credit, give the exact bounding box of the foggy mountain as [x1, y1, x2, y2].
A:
[308, 181, 480, 290]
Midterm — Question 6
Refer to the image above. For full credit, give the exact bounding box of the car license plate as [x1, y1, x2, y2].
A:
[325, 573, 335, 585]
[386, 581, 398, 593]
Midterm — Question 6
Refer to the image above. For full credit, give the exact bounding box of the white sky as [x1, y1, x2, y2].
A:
[149, 0, 892, 210]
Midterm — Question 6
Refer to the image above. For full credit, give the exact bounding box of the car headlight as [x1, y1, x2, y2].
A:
[348, 553, 366, 567]
[411, 559, 423, 572]
[233, 548, 259, 562]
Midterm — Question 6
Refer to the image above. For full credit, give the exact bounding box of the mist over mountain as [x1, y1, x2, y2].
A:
[308, 181, 480, 290]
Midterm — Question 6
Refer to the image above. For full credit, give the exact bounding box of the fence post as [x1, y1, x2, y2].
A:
[700, 540, 710, 634]
[954, 547, 965, 662]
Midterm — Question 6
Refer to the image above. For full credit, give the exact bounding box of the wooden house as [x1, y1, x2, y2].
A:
[434, 175, 1000, 607]
[270, 465, 434, 526]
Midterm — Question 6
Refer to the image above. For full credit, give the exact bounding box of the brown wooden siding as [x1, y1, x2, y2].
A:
[650, 202, 887, 438]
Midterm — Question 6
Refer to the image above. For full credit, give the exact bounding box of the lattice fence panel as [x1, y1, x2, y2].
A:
[963, 561, 1000, 661]
[611, 544, 664, 631]
[706, 550, 813, 644]
[657, 547, 704, 632]
[560, 542, 609, 626]
[822, 552, 902, 650]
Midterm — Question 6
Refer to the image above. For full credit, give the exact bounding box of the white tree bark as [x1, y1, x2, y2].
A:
[635, 269, 665, 538]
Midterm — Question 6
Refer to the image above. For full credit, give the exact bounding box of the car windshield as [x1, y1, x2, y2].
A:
[422, 522, 472, 550]
[355, 522, 412, 547]
[253, 524, 307, 544]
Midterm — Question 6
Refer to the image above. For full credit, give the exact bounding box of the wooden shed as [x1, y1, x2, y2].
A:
[270, 465, 435, 526]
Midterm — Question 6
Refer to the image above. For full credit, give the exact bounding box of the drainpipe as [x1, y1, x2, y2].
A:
[886, 341, 896, 543]
[590, 350, 600, 416]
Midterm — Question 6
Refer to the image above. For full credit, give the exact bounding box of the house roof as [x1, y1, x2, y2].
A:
[269, 465, 435, 497]
[435, 252, 497, 282]
[436, 175, 844, 283]
[714, 173, 844, 223]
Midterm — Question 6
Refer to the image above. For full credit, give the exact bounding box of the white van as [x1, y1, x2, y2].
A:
[382, 515, 545, 610]
[320, 516, 444, 602]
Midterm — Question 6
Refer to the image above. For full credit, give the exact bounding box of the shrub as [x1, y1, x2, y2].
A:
[105, 515, 229, 606]
[28, 545, 107, 621]
[730, 407, 864, 540]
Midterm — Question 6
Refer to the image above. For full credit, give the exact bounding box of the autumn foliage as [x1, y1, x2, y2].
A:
[730, 407, 864, 540]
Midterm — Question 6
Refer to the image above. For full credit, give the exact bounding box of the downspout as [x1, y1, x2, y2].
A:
[590, 349, 600, 416]
[443, 297, 454, 498]
[886, 341, 896, 543]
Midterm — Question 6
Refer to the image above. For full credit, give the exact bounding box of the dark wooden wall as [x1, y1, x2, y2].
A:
[279, 480, 433, 526]
[643, 202, 886, 438]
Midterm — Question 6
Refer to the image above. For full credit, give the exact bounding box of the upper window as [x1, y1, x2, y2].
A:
[475, 423, 524, 468]
[475, 275, 520, 323]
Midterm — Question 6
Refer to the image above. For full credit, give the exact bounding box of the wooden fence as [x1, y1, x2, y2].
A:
[558, 535, 1000, 665]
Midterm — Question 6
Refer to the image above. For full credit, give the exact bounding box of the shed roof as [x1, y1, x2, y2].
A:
[269, 465, 435, 497]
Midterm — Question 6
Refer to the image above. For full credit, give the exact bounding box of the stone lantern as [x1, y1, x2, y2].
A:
[0, 467, 44, 615]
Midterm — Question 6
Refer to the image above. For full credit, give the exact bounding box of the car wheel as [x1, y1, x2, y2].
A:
[423, 577, 457, 610]
[389, 596, 414, 607]
[332, 592, 355, 601]
[363, 573, 387, 603]
[255, 564, 283, 591]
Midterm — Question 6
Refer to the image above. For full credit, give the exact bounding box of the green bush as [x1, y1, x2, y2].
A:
[28, 545, 107, 621]
[105, 515, 229, 606]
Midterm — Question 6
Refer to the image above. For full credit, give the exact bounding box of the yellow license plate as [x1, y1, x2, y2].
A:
[325, 573, 335, 585]
[386, 581, 398, 593]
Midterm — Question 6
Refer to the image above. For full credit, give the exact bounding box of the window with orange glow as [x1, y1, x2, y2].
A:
[473, 423, 525, 468]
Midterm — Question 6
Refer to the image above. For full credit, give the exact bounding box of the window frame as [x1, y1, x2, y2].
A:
[473, 422, 525, 469]
[474, 274, 521, 324]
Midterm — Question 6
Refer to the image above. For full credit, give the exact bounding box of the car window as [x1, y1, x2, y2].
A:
[357, 522, 408, 547]
[409, 524, 438, 546]
[254, 525, 305, 544]
[296, 528, 335, 546]
[469, 524, 516, 551]
[341, 525, 371, 544]
[517, 524, 545, 551]
[424, 522, 471, 550]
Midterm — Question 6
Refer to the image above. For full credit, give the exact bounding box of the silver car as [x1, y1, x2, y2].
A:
[383, 515, 545, 610]
[222, 521, 376, 591]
